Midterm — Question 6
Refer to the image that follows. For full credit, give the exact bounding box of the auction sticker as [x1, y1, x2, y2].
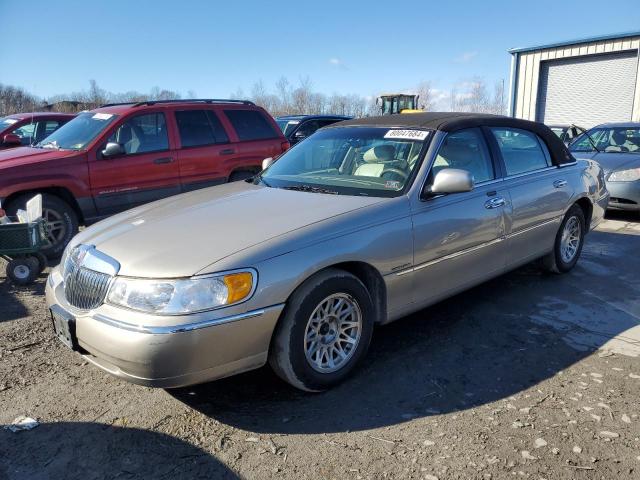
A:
[92, 113, 113, 120]
[384, 129, 430, 141]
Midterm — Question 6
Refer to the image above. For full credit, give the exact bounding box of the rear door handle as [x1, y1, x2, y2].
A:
[553, 179, 568, 188]
[485, 197, 506, 209]
[153, 157, 174, 165]
[220, 148, 235, 155]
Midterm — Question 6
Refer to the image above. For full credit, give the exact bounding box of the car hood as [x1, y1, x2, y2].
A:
[71, 181, 386, 278]
[572, 151, 640, 175]
[0, 146, 79, 168]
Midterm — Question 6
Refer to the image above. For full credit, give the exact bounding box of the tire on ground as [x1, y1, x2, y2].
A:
[541, 204, 586, 274]
[269, 268, 375, 392]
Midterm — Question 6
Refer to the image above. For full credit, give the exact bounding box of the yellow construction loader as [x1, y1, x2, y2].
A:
[377, 94, 422, 115]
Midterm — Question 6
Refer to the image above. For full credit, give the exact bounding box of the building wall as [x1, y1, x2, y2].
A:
[511, 35, 640, 122]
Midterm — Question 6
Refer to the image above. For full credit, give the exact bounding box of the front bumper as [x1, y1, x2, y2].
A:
[606, 180, 640, 211]
[45, 266, 284, 388]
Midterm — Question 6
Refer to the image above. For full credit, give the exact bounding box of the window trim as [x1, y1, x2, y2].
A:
[489, 126, 554, 178]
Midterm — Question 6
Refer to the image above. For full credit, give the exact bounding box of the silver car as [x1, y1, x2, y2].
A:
[46, 113, 609, 392]
[569, 122, 640, 213]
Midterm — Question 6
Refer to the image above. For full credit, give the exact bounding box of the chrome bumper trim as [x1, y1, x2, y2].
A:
[92, 305, 282, 334]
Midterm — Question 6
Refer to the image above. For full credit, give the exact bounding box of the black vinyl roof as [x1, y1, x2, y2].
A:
[328, 112, 575, 166]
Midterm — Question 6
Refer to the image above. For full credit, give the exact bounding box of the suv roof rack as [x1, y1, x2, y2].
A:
[100, 98, 256, 108]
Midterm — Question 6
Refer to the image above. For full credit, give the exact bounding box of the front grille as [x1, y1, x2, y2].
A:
[63, 250, 112, 310]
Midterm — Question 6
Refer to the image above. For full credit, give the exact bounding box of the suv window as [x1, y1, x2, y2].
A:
[43, 120, 62, 137]
[296, 120, 321, 137]
[491, 128, 550, 175]
[433, 128, 495, 184]
[12, 123, 36, 145]
[108, 113, 168, 155]
[224, 109, 278, 141]
[175, 110, 229, 147]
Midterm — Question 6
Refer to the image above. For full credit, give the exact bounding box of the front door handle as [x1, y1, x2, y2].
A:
[153, 157, 174, 164]
[220, 148, 235, 155]
[485, 197, 506, 209]
[553, 179, 568, 188]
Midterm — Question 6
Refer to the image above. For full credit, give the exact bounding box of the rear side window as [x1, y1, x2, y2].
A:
[108, 112, 168, 155]
[43, 120, 62, 136]
[224, 109, 278, 141]
[491, 128, 550, 176]
[175, 110, 229, 147]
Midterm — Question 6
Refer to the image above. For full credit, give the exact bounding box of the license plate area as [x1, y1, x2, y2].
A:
[50, 305, 78, 350]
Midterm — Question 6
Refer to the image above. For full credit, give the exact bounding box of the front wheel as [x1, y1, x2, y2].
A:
[269, 269, 374, 392]
[542, 205, 586, 274]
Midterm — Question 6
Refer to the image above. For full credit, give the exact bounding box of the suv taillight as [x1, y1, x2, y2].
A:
[281, 141, 290, 152]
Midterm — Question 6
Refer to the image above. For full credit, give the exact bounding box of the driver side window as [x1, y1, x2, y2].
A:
[433, 128, 494, 184]
[107, 113, 168, 155]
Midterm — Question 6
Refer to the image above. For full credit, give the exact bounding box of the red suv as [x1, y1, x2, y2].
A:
[0, 99, 289, 257]
[0, 112, 75, 149]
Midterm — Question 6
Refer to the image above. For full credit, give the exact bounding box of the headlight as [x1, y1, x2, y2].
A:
[106, 270, 256, 314]
[608, 168, 640, 182]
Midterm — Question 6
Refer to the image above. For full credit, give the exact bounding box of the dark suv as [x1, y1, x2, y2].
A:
[276, 115, 351, 145]
[0, 99, 289, 257]
[0, 112, 75, 149]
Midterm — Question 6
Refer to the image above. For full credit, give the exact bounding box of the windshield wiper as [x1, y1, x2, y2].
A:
[581, 131, 601, 153]
[282, 184, 339, 195]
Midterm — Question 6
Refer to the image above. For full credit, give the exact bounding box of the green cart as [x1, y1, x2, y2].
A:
[0, 219, 49, 285]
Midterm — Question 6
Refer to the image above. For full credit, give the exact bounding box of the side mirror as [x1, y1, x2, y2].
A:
[101, 142, 125, 158]
[424, 168, 474, 198]
[262, 157, 275, 170]
[3, 133, 22, 146]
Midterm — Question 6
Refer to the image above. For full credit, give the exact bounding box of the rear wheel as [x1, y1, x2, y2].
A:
[542, 204, 586, 274]
[7, 194, 79, 259]
[269, 269, 374, 392]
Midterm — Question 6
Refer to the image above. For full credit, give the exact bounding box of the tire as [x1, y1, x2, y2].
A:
[541, 204, 586, 274]
[269, 268, 375, 392]
[228, 171, 256, 182]
[6, 257, 39, 285]
[7, 194, 79, 259]
[33, 252, 48, 274]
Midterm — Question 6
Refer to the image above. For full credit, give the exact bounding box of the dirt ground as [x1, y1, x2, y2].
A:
[1, 213, 639, 480]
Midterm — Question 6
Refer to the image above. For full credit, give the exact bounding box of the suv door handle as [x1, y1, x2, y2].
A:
[153, 157, 174, 164]
[220, 148, 235, 155]
[484, 197, 506, 209]
[553, 179, 568, 188]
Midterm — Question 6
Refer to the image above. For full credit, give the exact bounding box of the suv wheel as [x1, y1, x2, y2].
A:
[269, 269, 374, 392]
[542, 204, 586, 274]
[7, 194, 79, 259]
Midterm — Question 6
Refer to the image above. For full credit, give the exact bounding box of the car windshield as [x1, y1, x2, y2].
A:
[34, 111, 117, 150]
[276, 119, 299, 136]
[0, 117, 19, 130]
[570, 127, 640, 154]
[257, 127, 431, 197]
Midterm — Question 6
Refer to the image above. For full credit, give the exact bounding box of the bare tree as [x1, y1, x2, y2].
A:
[415, 81, 435, 111]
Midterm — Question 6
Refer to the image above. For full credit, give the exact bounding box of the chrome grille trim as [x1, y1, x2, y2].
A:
[63, 246, 115, 310]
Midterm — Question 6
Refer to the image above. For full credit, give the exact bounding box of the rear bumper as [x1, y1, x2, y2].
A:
[606, 181, 640, 211]
[45, 266, 284, 388]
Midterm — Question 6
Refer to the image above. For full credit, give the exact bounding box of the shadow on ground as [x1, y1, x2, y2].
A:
[0, 273, 45, 323]
[170, 228, 640, 434]
[0, 422, 237, 480]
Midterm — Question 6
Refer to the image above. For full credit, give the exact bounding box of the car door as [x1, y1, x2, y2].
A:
[89, 111, 181, 216]
[409, 128, 508, 308]
[174, 109, 233, 191]
[488, 127, 574, 267]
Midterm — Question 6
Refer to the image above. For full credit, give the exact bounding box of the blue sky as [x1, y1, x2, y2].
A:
[2, 0, 639, 105]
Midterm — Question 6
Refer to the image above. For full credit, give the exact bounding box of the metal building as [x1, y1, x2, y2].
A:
[508, 31, 640, 128]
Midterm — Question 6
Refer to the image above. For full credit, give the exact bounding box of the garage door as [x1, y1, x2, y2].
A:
[536, 50, 638, 128]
